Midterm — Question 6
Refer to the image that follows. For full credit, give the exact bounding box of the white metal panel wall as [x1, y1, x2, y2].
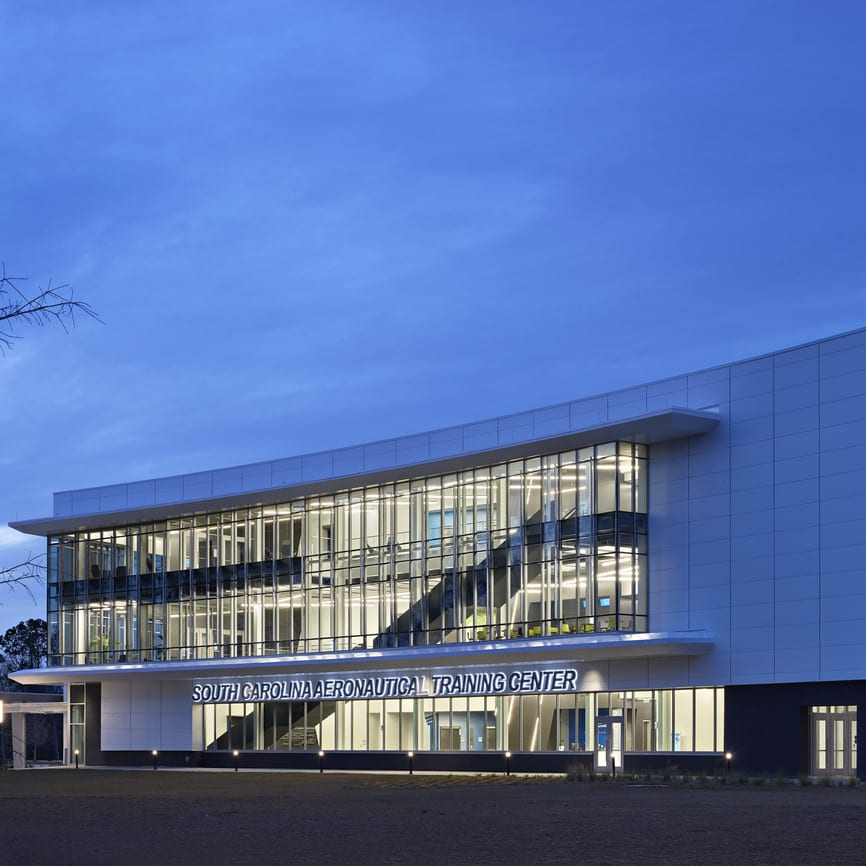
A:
[727, 355, 775, 685]
[101, 680, 132, 750]
[773, 344, 820, 682]
[100, 679, 194, 751]
[818, 329, 866, 679]
[649, 327, 866, 688]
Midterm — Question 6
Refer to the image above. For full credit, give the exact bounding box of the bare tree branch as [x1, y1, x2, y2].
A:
[0, 555, 45, 604]
[0, 262, 93, 605]
[0, 263, 101, 353]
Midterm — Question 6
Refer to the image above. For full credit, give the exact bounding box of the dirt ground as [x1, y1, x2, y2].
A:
[1, 769, 864, 866]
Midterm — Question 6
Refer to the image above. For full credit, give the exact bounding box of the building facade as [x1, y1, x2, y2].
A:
[11, 327, 866, 776]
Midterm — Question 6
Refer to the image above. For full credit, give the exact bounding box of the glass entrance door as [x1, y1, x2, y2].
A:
[594, 714, 623, 773]
[811, 706, 857, 777]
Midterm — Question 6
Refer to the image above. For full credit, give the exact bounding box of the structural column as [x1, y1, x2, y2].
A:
[11, 711, 26, 769]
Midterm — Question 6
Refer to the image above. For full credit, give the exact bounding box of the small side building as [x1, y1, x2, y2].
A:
[1, 691, 66, 768]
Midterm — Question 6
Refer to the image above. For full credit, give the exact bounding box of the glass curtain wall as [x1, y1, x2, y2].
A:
[199, 686, 724, 755]
[47, 442, 648, 665]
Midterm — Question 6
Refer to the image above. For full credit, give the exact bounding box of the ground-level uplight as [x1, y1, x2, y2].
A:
[408, 751, 414, 775]
[152, 749, 158, 770]
[318, 750, 325, 773]
[233, 749, 239, 772]
[74, 749, 79, 770]
[505, 751, 512, 776]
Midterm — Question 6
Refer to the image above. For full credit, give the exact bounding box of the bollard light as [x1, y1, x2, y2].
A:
[318, 750, 325, 774]
[725, 752, 733, 773]
[408, 751, 414, 775]
[233, 749, 239, 772]
[74, 749, 79, 770]
[505, 751, 512, 777]
[152, 749, 158, 770]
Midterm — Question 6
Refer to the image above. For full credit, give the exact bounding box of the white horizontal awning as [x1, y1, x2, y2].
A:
[0, 693, 65, 718]
[0, 701, 66, 714]
[12, 630, 713, 685]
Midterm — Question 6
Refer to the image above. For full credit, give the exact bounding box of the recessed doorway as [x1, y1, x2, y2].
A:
[810, 706, 857, 777]
[594, 713, 623, 773]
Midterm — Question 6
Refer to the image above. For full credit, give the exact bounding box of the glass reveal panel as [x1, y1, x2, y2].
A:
[694, 689, 715, 751]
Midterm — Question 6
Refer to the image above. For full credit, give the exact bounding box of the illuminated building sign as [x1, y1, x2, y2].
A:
[192, 667, 578, 704]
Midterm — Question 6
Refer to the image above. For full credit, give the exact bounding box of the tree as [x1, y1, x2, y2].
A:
[0, 618, 59, 765]
[0, 618, 47, 689]
[0, 554, 44, 600]
[0, 263, 99, 354]
[1, 264, 100, 595]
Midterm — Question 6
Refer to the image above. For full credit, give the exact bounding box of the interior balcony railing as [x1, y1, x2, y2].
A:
[52, 612, 648, 667]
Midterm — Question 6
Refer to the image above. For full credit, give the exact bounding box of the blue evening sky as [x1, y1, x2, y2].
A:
[2, 1, 865, 631]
